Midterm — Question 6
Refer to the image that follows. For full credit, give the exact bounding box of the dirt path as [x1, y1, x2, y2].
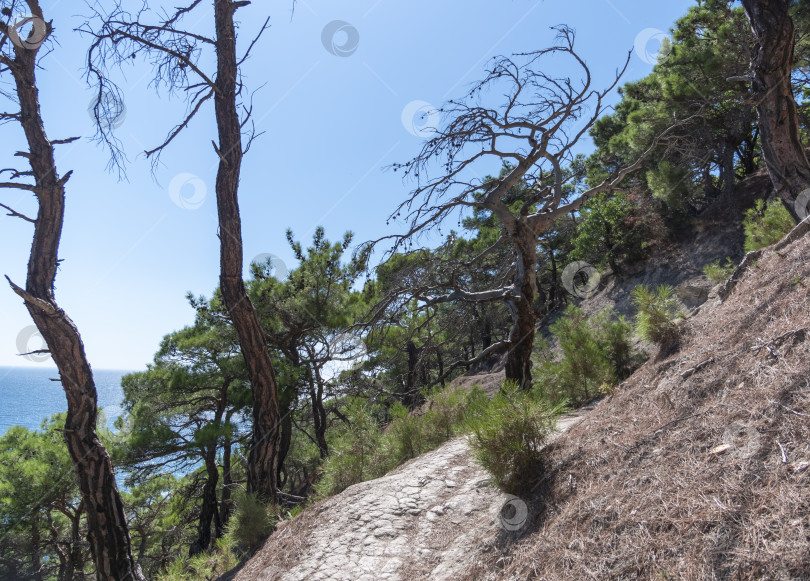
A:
[234, 405, 593, 581]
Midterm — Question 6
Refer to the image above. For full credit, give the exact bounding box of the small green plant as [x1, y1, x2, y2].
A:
[703, 257, 736, 284]
[316, 387, 489, 499]
[466, 382, 561, 493]
[158, 535, 240, 581]
[421, 385, 487, 447]
[743, 199, 795, 252]
[226, 490, 277, 551]
[316, 400, 389, 497]
[387, 401, 425, 463]
[534, 306, 639, 406]
[631, 284, 680, 348]
[597, 382, 615, 396]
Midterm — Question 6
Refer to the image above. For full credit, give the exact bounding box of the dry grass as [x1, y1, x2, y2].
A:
[464, 231, 810, 580]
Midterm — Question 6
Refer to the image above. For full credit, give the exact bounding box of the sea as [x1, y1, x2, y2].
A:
[0, 366, 130, 434]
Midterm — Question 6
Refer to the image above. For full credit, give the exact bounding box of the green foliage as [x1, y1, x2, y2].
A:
[316, 400, 389, 497]
[646, 160, 699, 211]
[631, 284, 680, 347]
[742, 199, 795, 252]
[0, 415, 87, 580]
[588, 3, 760, 214]
[386, 386, 488, 465]
[466, 382, 561, 493]
[316, 387, 489, 498]
[570, 193, 649, 271]
[534, 306, 639, 406]
[157, 535, 240, 581]
[226, 491, 277, 551]
[703, 257, 736, 284]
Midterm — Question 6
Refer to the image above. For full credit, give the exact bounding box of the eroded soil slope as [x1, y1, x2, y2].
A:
[464, 225, 810, 579]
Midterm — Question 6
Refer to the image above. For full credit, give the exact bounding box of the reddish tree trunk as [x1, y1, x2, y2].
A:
[504, 224, 538, 391]
[213, 0, 282, 504]
[741, 0, 810, 217]
[2, 9, 143, 580]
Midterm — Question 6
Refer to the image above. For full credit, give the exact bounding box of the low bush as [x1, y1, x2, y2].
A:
[466, 382, 562, 494]
[631, 284, 680, 348]
[534, 306, 640, 406]
[227, 490, 277, 551]
[317, 386, 489, 498]
[316, 399, 389, 497]
[158, 535, 239, 581]
[703, 257, 736, 284]
[743, 199, 795, 252]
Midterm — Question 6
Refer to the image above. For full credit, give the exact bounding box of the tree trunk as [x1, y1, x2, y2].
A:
[277, 399, 293, 487]
[220, 411, 234, 527]
[504, 225, 538, 391]
[504, 301, 535, 391]
[308, 367, 328, 459]
[404, 340, 419, 407]
[739, 126, 759, 176]
[189, 442, 220, 556]
[2, 12, 143, 580]
[190, 399, 224, 556]
[213, 0, 282, 504]
[68, 502, 84, 580]
[720, 144, 737, 198]
[741, 0, 810, 217]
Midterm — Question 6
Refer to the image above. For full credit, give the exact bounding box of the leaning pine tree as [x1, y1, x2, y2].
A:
[371, 26, 686, 390]
[0, 2, 144, 579]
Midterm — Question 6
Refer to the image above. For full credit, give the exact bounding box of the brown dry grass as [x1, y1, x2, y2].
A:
[463, 231, 810, 580]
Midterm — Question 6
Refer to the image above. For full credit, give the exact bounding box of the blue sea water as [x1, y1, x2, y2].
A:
[0, 366, 130, 434]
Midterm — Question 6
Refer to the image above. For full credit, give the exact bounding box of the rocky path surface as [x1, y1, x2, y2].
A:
[234, 406, 592, 581]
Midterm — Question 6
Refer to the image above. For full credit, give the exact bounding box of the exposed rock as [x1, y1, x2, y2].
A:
[232, 408, 593, 581]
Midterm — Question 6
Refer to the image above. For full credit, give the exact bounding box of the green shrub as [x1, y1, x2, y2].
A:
[703, 257, 736, 284]
[385, 386, 488, 466]
[420, 385, 488, 448]
[226, 491, 277, 551]
[317, 387, 489, 499]
[387, 401, 425, 464]
[569, 193, 648, 271]
[316, 400, 389, 497]
[158, 534, 240, 580]
[631, 284, 679, 347]
[646, 160, 700, 212]
[466, 382, 561, 493]
[743, 199, 795, 252]
[534, 306, 639, 406]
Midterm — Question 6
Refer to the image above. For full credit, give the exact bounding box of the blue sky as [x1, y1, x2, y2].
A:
[0, 0, 695, 370]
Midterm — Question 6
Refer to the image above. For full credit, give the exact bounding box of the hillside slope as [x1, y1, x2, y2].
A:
[232, 407, 593, 581]
[462, 222, 810, 580]
[233, 218, 809, 580]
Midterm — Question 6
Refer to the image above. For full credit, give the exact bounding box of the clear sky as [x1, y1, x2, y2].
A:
[0, 0, 695, 370]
